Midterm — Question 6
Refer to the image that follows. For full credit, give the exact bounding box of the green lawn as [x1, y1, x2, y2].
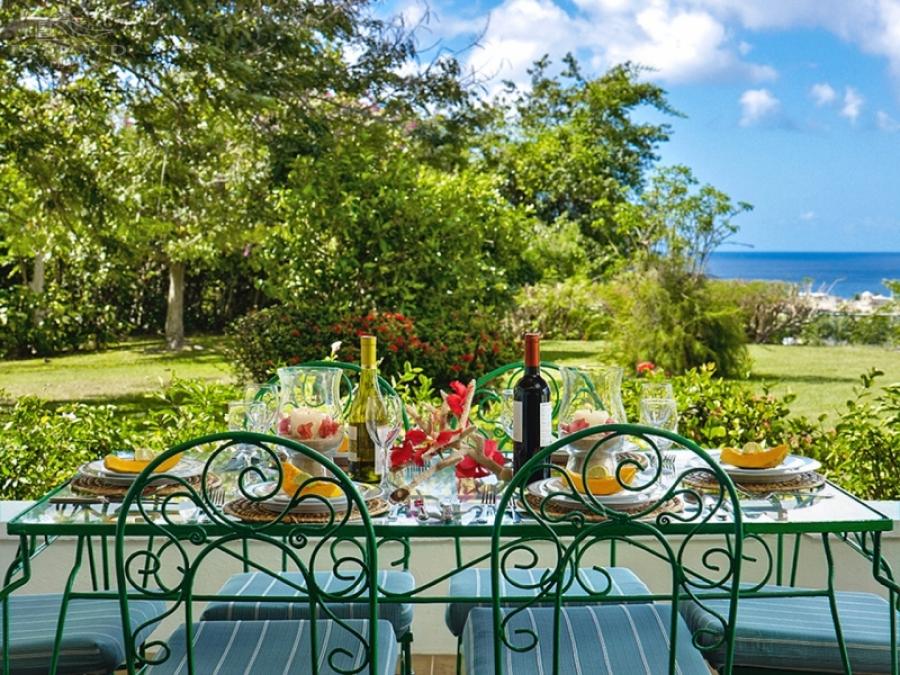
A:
[543, 341, 900, 420]
[2, 338, 899, 421]
[0, 336, 233, 411]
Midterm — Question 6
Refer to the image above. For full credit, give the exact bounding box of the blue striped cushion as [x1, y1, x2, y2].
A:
[200, 570, 415, 637]
[680, 587, 898, 673]
[0, 594, 164, 675]
[445, 566, 650, 636]
[146, 619, 398, 675]
[462, 604, 711, 674]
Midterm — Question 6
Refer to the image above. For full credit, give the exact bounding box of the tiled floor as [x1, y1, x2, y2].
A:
[410, 654, 457, 675]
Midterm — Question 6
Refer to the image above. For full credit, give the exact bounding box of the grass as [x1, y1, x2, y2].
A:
[2, 337, 900, 421]
[544, 340, 900, 420]
[0, 335, 233, 413]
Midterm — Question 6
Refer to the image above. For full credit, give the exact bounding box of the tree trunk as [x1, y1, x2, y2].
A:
[29, 251, 48, 325]
[165, 260, 186, 350]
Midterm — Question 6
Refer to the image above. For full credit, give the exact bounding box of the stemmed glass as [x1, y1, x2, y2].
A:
[366, 394, 404, 492]
[639, 385, 678, 481]
[243, 382, 279, 434]
[498, 389, 514, 440]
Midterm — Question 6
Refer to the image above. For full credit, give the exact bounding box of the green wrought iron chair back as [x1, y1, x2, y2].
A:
[489, 423, 744, 675]
[114, 431, 382, 674]
[472, 361, 562, 450]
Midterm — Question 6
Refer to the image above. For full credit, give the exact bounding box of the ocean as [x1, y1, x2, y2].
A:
[707, 251, 900, 299]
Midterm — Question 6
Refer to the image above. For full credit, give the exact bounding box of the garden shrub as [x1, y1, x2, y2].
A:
[511, 277, 610, 340]
[712, 279, 816, 344]
[227, 305, 519, 389]
[0, 379, 238, 500]
[603, 264, 749, 378]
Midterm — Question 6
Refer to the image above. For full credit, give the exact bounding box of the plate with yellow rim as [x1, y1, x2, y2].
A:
[76, 458, 203, 485]
[686, 451, 821, 481]
[528, 477, 658, 507]
[245, 481, 381, 513]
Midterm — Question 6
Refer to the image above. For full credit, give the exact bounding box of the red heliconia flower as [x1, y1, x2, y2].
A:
[435, 430, 457, 447]
[390, 439, 416, 469]
[456, 440, 505, 478]
[446, 380, 468, 418]
[405, 429, 428, 446]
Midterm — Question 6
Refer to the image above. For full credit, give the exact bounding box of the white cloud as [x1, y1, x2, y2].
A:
[739, 88, 780, 126]
[877, 110, 900, 131]
[810, 82, 837, 106]
[800, 210, 816, 221]
[841, 87, 864, 122]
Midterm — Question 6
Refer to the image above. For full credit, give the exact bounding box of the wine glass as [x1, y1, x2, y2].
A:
[226, 401, 249, 431]
[244, 383, 279, 433]
[366, 394, 404, 492]
[640, 381, 674, 401]
[498, 389, 514, 439]
[639, 397, 679, 459]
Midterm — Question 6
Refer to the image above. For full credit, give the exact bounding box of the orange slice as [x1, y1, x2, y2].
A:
[280, 462, 342, 499]
[104, 452, 182, 474]
[568, 465, 638, 495]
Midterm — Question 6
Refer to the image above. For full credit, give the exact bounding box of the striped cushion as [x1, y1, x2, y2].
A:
[146, 619, 398, 675]
[0, 594, 164, 675]
[200, 570, 415, 637]
[680, 587, 898, 673]
[445, 566, 650, 636]
[462, 604, 711, 674]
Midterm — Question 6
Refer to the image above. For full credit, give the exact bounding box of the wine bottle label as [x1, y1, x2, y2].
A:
[347, 425, 358, 461]
[513, 400, 523, 442]
[513, 401, 553, 445]
[539, 401, 553, 445]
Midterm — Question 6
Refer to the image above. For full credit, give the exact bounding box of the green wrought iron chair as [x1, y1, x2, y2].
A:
[459, 423, 745, 674]
[219, 361, 416, 674]
[114, 431, 398, 674]
[679, 527, 900, 674]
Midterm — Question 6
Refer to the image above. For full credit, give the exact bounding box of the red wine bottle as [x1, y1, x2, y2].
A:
[513, 333, 551, 483]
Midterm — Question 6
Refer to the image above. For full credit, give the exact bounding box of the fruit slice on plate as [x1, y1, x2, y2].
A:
[280, 462, 343, 499]
[104, 450, 182, 474]
[720, 442, 790, 469]
[567, 465, 638, 495]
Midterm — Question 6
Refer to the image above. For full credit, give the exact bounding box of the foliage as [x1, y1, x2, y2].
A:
[712, 279, 817, 344]
[622, 364, 816, 452]
[0, 379, 237, 500]
[821, 369, 900, 499]
[802, 312, 900, 346]
[227, 305, 519, 389]
[603, 263, 750, 378]
[511, 277, 610, 340]
[0, 390, 130, 499]
[613, 165, 751, 274]
[483, 57, 675, 275]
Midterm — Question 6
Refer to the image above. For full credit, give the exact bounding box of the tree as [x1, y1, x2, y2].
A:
[479, 56, 676, 276]
[1, 1, 468, 348]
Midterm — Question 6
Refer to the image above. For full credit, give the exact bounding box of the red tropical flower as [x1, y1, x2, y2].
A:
[456, 440, 505, 478]
[446, 380, 468, 418]
[636, 361, 656, 375]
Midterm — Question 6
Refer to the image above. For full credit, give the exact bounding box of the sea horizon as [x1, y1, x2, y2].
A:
[708, 251, 900, 299]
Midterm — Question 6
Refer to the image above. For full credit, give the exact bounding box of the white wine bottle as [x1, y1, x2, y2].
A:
[347, 335, 383, 483]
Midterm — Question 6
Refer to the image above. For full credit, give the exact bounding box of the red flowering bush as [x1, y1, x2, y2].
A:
[228, 304, 518, 388]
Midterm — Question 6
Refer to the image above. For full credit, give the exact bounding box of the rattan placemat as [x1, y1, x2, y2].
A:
[683, 470, 825, 494]
[523, 492, 683, 522]
[224, 497, 390, 523]
[71, 472, 221, 499]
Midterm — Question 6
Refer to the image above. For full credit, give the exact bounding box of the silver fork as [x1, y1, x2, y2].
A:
[477, 484, 498, 524]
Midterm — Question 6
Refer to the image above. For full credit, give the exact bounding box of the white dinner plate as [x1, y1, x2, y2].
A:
[77, 457, 204, 485]
[528, 477, 657, 508]
[246, 481, 380, 513]
[687, 451, 821, 482]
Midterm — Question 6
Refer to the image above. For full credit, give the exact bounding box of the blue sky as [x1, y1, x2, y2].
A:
[382, 0, 900, 252]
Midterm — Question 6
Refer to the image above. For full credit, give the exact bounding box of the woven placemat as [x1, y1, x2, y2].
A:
[224, 497, 390, 524]
[683, 470, 826, 494]
[523, 492, 683, 522]
[71, 472, 221, 499]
